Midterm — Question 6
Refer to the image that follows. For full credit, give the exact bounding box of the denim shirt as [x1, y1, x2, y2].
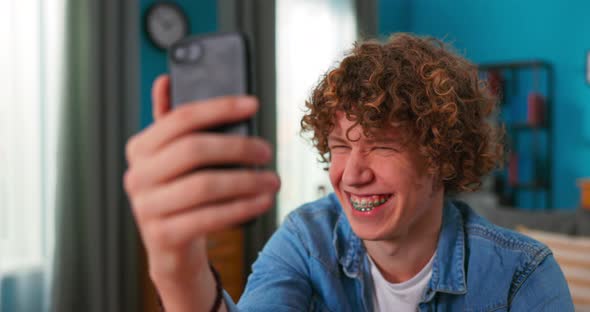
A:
[224, 193, 573, 311]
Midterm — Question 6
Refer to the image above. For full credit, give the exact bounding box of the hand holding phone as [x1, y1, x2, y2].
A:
[123, 33, 279, 311]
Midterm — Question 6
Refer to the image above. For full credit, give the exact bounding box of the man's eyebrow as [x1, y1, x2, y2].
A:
[365, 137, 402, 145]
[327, 135, 347, 143]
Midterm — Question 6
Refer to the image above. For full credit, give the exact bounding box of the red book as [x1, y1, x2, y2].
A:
[527, 92, 545, 126]
[508, 153, 519, 186]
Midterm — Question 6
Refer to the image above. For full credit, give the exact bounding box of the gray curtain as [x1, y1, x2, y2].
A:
[50, 0, 140, 311]
[355, 0, 377, 39]
[217, 0, 278, 273]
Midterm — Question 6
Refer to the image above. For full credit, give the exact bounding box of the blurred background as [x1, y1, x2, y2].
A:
[1, 0, 589, 311]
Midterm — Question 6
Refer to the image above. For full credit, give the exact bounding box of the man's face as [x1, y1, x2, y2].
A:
[328, 112, 441, 241]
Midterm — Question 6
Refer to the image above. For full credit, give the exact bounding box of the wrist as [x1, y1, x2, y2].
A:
[156, 264, 218, 312]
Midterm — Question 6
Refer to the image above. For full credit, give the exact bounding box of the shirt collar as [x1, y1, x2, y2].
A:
[331, 194, 467, 296]
[426, 199, 467, 300]
[331, 193, 365, 278]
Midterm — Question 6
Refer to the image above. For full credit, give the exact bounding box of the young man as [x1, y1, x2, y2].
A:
[124, 33, 573, 311]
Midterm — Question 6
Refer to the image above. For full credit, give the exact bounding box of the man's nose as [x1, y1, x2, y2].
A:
[342, 150, 374, 186]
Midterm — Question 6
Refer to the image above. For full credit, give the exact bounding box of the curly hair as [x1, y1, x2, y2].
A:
[300, 33, 504, 193]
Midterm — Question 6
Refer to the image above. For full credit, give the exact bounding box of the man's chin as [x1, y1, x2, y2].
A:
[347, 219, 405, 242]
[349, 223, 386, 241]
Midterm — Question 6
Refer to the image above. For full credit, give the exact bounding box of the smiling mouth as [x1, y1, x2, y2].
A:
[348, 193, 393, 212]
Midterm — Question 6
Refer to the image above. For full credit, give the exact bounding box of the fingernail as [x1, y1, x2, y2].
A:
[257, 141, 272, 160]
[263, 172, 279, 188]
[238, 97, 257, 110]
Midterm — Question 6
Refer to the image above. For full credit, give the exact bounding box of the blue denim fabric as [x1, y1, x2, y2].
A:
[224, 193, 573, 311]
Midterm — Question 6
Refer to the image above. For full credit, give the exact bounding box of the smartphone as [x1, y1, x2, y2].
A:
[168, 32, 255, 136]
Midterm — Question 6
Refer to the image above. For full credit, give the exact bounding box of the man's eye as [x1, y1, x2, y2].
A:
[373, 146, 398, 152]
[329, 145, 350, 150]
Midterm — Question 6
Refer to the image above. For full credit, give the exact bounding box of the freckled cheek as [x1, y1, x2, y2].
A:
[374, 162, 415, 190]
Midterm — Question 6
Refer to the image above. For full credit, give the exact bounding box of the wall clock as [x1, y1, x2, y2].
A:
[145, 2, 189, 50]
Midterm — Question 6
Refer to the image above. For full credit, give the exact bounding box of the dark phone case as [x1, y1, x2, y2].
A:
[169, 33, 259, 226]
[168, 32, 255, 136]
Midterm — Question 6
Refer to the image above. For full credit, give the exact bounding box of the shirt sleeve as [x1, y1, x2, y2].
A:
[223, 290, 240, 312]
[236, 215, 315, 312]
[509, 254, 575, 311]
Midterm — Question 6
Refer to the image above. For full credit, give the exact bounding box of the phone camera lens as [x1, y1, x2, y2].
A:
[174, 47, 187, 61]
[188, 44, 201, 62]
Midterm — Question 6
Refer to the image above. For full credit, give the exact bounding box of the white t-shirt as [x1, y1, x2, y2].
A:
[367, 252, 436, 312]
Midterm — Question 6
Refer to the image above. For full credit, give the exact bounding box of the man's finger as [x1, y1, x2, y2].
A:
[152, 75, 171, 121]
[132, 169, 279, 218]
[135, 96, 258, 156]
[157, 192, 275, 247]
[128, 135, 272, 191]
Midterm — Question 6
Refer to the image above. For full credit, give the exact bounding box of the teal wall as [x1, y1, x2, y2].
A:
[378, 0, 410, 36]
[378, 0, 590, 209]
[139, 0, 218, 128]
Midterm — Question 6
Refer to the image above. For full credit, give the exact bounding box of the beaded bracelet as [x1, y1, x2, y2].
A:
[157, 264, 223, 312]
